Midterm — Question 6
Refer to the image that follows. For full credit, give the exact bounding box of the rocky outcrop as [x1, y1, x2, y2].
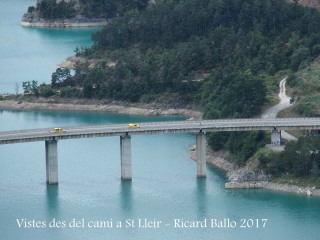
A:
[21, 13, 109, 28]
[190, 147, 320, 196]
[190, 147, 270, 189]
[204, 149, 270, 189]
[264, 182, 320, 196]
[225, 182, 265, 189]
[227, 168, 269, 182]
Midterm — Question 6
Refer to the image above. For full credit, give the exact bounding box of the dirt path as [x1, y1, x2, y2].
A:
[262, 77, 297, 141]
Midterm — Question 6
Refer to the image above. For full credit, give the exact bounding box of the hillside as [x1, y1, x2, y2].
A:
[26, 0, 320, 166]
[22, 0, 150, 27]
[18, 0, 320, 181]
[288, 0, 320, 9]
[22, 0, 320, 27]
[284, 57, 320, 117]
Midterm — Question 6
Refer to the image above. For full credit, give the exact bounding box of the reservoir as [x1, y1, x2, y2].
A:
[0, 1, 320, 240]
[0, 0, 97, 94]
[0, 109, 320, 240]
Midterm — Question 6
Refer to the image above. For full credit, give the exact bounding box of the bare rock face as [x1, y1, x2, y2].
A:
[227, 168, 270, 183]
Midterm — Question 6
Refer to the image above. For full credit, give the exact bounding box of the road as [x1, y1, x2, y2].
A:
[262, 78, 297, 141]
[1, 118, 320, 144]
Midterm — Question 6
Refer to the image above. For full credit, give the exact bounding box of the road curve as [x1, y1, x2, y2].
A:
[262, 78, 297, 141]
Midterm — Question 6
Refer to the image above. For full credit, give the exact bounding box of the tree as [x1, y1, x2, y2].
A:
[39, 84, 55, 97]
[22, 80, 39, 96]
[51, 68, 71, 88]
[22, 81, 31, 92]
[27, 6, 35, 13]
[290, 47, 310, 71]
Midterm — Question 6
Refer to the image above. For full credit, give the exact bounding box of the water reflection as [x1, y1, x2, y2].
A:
[46, 185, 59, 215]
[23, 27, 99, 41]
[196, 178, 207, 218]
[120, 181, 133, 213]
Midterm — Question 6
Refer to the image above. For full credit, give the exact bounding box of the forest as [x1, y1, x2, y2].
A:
[33, 0, 320, 175]
[31, 0, 149, 19]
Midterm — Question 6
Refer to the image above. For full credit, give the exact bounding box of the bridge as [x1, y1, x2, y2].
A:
[1, 118, 320, 184]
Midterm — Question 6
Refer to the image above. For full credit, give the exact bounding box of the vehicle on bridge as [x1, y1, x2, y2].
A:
[128, 123, 139, 128]
[53, 128, 66, 133]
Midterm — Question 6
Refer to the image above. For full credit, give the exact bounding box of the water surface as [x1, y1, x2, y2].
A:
[0, 1, 320, 240]
[0, 109, 319, 240]
[0, 0, 96, 94]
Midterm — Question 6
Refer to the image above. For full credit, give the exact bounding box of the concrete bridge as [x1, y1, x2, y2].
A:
[1, 118, 320, 184]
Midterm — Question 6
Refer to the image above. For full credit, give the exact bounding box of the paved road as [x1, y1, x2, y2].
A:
[262, 78, 297, 141]
[1, 118, 320, 145]
[0, 77, 312, 145]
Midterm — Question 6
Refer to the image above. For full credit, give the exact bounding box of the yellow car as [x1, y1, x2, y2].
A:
[128, 123, 139, 128]
[53, 128, 66, 133]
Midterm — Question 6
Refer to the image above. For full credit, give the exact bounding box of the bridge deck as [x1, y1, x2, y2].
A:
[1, 118, 320, 144]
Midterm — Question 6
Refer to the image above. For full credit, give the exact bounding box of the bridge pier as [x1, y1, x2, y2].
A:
[45, 140, 58, 184]
[196, 131, 206, 177]
[120, 135, 132, 180]
[271, 129, 281, 146]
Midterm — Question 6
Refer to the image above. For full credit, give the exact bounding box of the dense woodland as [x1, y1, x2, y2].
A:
[28, 0, 320, 177]
[30, 0, 149, 19]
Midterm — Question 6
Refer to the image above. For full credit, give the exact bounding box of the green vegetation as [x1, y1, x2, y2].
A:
[31, 0, 150, 20]
[259, 135, 320, 178]
[286, 58, 320, 116]
[22, 80, 56, 98]
[209, 131, 268, 166]
[36, 0, 76, 19]
[22, 80, 39, 96]
[78, 0, 149, 18]
[202, 69, 268, 165]
[65, 0, 320, 104]
[34, 0, 320, 168]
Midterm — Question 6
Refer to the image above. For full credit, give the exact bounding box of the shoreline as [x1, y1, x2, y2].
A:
[0, 98, 202, 119]
[21, 20, 108, 28]
[21, 14, 109, 28]
[190, 147, 320, 197]
[1, 97, 319, 197]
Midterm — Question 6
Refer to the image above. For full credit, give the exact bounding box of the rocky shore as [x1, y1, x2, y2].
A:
[190, 146, 320, 197]
[0, 98, 202, 119]
[1, 96, 319, 197]
[21, 19, 108, 28]
[21, 13, 109, 28]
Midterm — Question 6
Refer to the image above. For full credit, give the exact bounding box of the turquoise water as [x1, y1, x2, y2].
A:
[0, 0, 96, 94]
[0, 109, 320, 240]
[1, 1, 320, 240]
